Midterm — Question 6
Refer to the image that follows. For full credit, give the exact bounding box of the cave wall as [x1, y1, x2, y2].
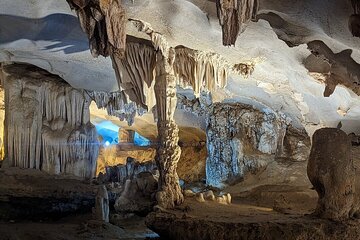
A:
[206, 102, 289, 188]
[2, 63, 99, 179]
[96, 145, 156, 175]
[0, 86, 4, 162]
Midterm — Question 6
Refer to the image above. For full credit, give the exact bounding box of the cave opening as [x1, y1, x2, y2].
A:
[88, 101, 155, 180]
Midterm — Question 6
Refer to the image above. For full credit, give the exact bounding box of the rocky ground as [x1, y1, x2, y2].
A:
[145, 145, 360, 240]
[2, 144, 360, 240]
[0, 214, 158, 240]
[146, 193, 360, 240]
[0, 167, 158, 240]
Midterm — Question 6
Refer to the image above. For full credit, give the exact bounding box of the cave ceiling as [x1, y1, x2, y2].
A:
[1, 0, 360, 137]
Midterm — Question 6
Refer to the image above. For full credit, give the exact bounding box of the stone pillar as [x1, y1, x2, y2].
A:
[93, 185, 109, 222]
[154, 50, 184, 208]
[118, 129, 135, 143]
[307, 128, 356, 220]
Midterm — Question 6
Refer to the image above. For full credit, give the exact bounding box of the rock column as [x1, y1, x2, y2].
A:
[307, 128, 356, 220]
[154, 50, 184, 208]
[93, 185, 109, 222]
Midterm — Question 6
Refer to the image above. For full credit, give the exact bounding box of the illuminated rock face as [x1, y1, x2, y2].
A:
[2, 63, 99, 179]
[118, 129, 135, 143]
[206, 102, 288, 188]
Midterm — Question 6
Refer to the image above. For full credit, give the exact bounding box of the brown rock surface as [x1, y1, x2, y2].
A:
[307, 128, 356, 220]
[146, 198, 360, 240]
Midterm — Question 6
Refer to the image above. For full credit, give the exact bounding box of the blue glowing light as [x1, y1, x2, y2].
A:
[94, 121, 119, 146]
[134, 132, 151, 146]
[94, 120, 151, 147]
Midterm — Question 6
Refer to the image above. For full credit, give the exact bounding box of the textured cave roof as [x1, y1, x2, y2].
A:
[1, 0, 360, 137]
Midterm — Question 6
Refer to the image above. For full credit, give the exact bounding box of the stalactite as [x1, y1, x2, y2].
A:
[87, 90, 146, 126]
[111, 41, 157, 110]
[174, 47, 255, 96]
[352, 0, 360, 14]
[66, 0, 126, 57]
[349, 0, 360, 37]
[2, 63, 99, 179]
[216, 0, 259, 46]
[174, 47, 228, 96]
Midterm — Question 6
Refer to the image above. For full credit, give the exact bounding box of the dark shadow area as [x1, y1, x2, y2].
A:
[0, 13, 89, 54]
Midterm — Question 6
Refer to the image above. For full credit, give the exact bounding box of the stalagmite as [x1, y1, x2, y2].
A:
[93, 185, 109, 222]
[195, 193, 205, 203]
[2, 63, 99, 179]
[183, 189, 196, 198]
[203, 190, 216, 201]
[118, 129, 135, 143]
[216, 0, 259, 46]
[0, 86, 4, 162]
[308, 128, 357, 220]
[129, 19, 184, 208]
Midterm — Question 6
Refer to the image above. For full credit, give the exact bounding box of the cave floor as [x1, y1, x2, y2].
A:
[0, 213, 159, 240]
[0, 167, 159, 240]
[146, 188, 360, 240]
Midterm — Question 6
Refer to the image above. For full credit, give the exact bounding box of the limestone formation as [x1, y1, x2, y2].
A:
[103, 157, 157, 184]
[87, 90, 145, 126]
[118, 129, 135, 143]
[111, 41, 157, 110]
[203, 190, 216, 201]
[96, 145, 156, 175]
[226, 193, 232, 204]
[195, 193, 205, 203]
[174, 47, 228, 96]
[216, 0, 259, 46]
[0, 86, 4, 162]
[174, 47, 255, 97]
[276, 125, 311, 162]
[206, 102, 287, 188]
[93, 185, 109, 222]
[114, 171, 158, 214]
[216, 195, 228, 204]
[350, 0, 360, 37]
[352, 0, 360, 13]
[2, 63, 99, 179]
[307, 128, 356, 220]
[66, 0, 126, 58]
[183, 189, 196, 198]
[306, 40, 360, 97]
[129, 19, 184, 208]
